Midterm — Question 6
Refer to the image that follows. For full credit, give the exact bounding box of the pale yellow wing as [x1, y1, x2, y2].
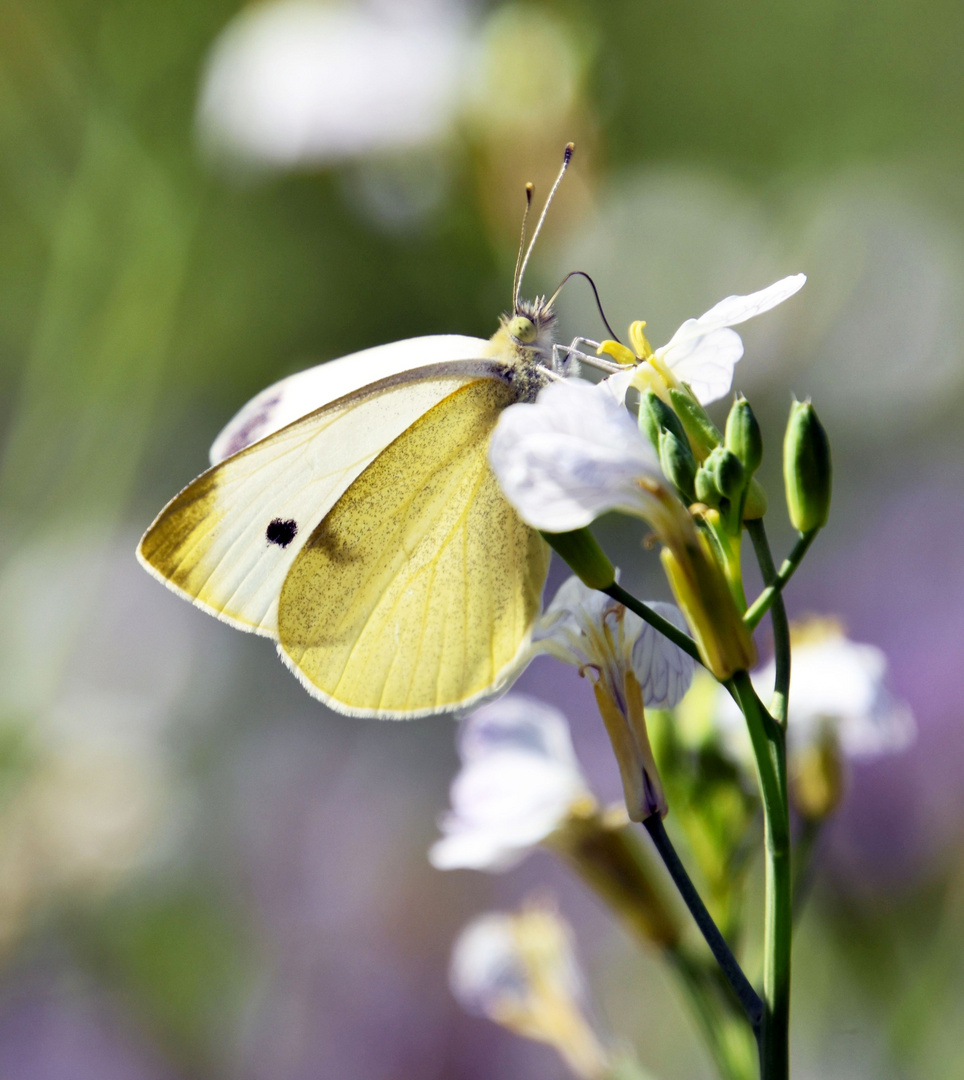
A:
[277, 378, 551, 718]
[137, 364, 499, 637]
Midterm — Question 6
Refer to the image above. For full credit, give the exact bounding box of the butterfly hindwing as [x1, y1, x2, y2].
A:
[137, 362, 502, 638]
[209, 335, 490, 464]
[277, 377, 551, 717]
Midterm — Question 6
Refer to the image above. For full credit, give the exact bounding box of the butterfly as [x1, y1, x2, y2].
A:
[138, 147, 587, 718]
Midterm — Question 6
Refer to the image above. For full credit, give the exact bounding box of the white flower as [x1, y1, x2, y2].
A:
[533, 577, 694, 822]
[536, 576, 695, 713]
[716, 620, 915, 761]
[197, 0, 469, 167]
[450, 902, 608, 1080]
[429, 696, 589, 871]
[606, 274, 807, 405]
[489, 378, 693, 543]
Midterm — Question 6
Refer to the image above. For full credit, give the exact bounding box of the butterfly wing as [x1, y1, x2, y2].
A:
[209, 334, 490, 463]
[138, 361, 501, 638]
[277, 376, 551, 718]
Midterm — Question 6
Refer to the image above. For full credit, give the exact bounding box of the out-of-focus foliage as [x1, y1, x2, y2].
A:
[1, 1, 963, 1078]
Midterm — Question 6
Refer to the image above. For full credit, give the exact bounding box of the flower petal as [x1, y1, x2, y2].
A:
[489, 380, 662, 531]
[670, 274, 807, 341]
[658, 274, 806, 404]
[629, 602, 696, 709]
[659, 327, 744, 405]
[429, 696, 587, 871]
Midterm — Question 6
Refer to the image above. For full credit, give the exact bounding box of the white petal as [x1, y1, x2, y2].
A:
[598, 365, 637, 404]
[450, 915, 528, 1014]
[489, 379, 662, 531]
[629, 602, 696, 709]
[210, 334, 488, 463]
[659, 327, 744, 404]
[670, 274, 807, 341]
[430, 696, 586, 871]
[458, 695, 582, 774]
[659, 274, 806, 404]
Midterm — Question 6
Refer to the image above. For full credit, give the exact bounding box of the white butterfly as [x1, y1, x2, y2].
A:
[139, 149, 581, 718]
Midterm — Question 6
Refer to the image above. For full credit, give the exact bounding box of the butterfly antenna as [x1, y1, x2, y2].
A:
[547, 269, 622, 343]
[511, 183, 535, 310]
[516, 142, 574, 306]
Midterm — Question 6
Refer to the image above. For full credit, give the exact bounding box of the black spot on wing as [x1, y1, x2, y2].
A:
[267, 518, 298, 547]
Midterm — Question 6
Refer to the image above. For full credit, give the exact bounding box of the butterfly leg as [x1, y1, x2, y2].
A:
[552, 338, 627, 377]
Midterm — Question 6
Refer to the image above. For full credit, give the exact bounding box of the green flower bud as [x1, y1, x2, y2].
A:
[783, 399, 832, 533]
[711, 448, 745, 502]
[638, 389, 687, 452]
[667, 387, 722, 459]
[724, 395, 763, 476]
[540, 527, 615, 590]
[742, 477, 768, 520]
[658, 429, 697, 502]
[694, 465, 721, 507]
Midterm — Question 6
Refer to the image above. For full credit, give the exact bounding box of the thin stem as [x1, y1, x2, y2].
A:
[642, 814, 763, 1033]
[731, 671, 791, 1080]
[746, 520, 792, 724]
[603, 582, 702, 665]
[743, 530, 816, 634]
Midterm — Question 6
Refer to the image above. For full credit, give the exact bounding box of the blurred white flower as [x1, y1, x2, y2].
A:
[716, 619, 915, 762]
[604, 274, 807, 405]
[429, 696, 589, 872]
[197, 0, 469, 167]
[489, 378, 693, 545]
[450, 901, 608, 1080]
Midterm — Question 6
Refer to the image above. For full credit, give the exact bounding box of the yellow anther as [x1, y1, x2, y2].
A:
[628, 320, 654, 359]
[596, 340, 636, 366]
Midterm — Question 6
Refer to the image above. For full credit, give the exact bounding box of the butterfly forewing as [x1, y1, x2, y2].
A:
[277, 377, 551, 717]
[137, 364, 499, 637]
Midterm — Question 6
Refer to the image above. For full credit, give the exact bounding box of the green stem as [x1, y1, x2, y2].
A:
[746, 520, 792, 724]
[603, 582, 702, 666]
[743, 530, 816, 635]
[642, 815, 763, 1033]
[731, 672, 791, 1080]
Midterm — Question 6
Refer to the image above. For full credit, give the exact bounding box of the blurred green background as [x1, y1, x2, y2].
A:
[1, 1, 963, 1077]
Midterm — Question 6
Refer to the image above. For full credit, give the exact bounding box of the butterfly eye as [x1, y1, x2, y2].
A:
[507, 316, 537, 344]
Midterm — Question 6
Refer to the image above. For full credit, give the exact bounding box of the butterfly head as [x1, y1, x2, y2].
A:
[500, 296, 558, 366]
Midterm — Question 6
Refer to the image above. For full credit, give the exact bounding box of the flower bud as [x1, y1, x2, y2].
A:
[710, 447, 745, 502]
[783, 399, 832, 533]
[724, 395, 763, 476]
[540, 528, 616, 590]
[791, 728, 844, 820]
[694, 464, 721, 508]
[667, 387, 722, 459]
[742, 477, 768, 520]
[658, 429, 697, 502]
[660, 532, 757, 680]
[638, 389, 687, 451]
